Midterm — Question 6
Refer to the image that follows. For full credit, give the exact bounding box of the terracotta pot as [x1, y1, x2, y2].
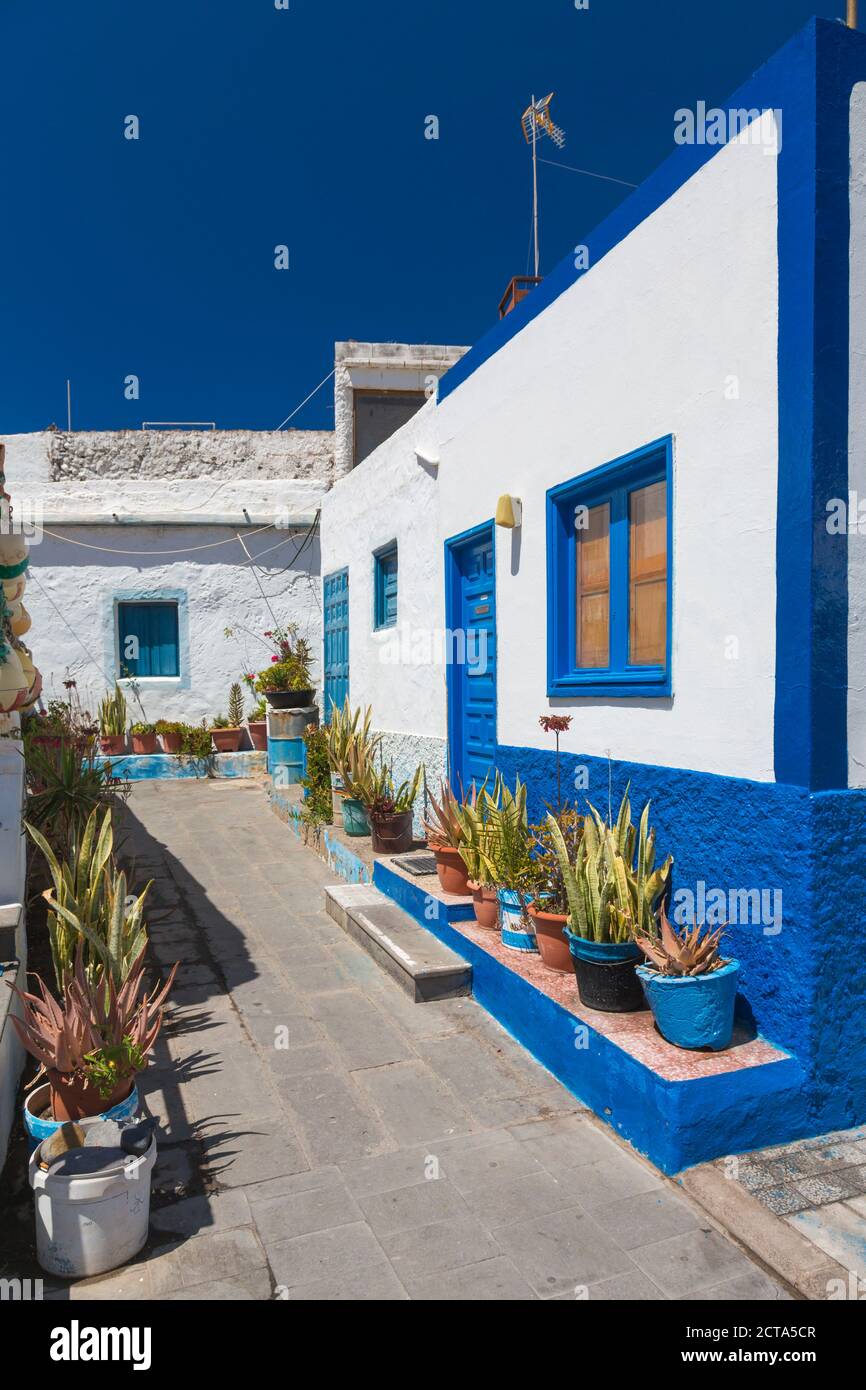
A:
[47, 1070, 134, 1124]
[468, 880, 499, 930]
[130, 732, 158, 754]
[529, 906, 572, 972]
[431, 844, 470, 896]
[370, 810, 414, 855]
[247, 721, 268, 751]
[210, 728, 242, 753]
[159, 731, 183, 753]
[99, 734, 126, 755]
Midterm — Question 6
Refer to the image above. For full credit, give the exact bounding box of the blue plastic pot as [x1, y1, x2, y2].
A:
[23, 1081, 141, 1154]
[636, 959, 740, 1051]
[341, 798, 371, 837]
[497, 889, 538, 953]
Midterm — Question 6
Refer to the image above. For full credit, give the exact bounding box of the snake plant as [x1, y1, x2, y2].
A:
[360, 762, 424, 815]
[26, 807, 150, 990]
[326, 698, 381, 790]
[546, 783, 672, 944]
[98, 684, 127, 737]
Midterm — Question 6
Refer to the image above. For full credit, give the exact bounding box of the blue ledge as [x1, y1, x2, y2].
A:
[99, 752, 267, 781]
[373, 863, 808, 1175]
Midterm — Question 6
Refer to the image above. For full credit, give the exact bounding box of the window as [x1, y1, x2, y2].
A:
[547, 438, 672, 698]
[373, 544, 398, 630]
[354, 391, 427, 468]
[117, 601, 180, 678]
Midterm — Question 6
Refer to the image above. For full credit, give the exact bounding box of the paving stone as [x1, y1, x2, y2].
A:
[470, 1170, 579, 1230]
[630, 1227, 756, 1298]
[406, 1256, 536, 1301]
[559, 1149, 664, 1210]
[157, 1270, 273, 1300]
[252, 1176, 363, 1244]
[267, 1221, 391, 1290]
[752, 1185, 811, 1216]
[785, 1201, 866, 1280]
[150, 1189, 252, 1237]
[147, 1226, 268, 1294]
[508, 1114, 622, 1172]
[278, 1071, 388, 1164]
[200, 1117, 310, 1188]
[311, 990, 414, 1070]
[684, 1268, 794, 1300]
[581, 1270, 667, 1300]
[415, 1033, 527, 1102]
[265, 1042, 338, 1078]
[437, 1131, 545, 1194]
[466, 1088, 580, 1129]
[358, 1059, 474, 1146]
[379, 1214, 502, 1283]
[338, 1145, 436, 1198]
[492, 1206, 633, 1297]
[279, 1261, 409, 1301]
[589, 1188, 700, 1249]
[360, 1178, 470, 1236]
[794, 1172, 866, 1206]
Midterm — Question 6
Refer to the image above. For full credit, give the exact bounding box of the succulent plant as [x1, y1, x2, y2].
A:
[423, 780, 471, 849]
[635, 906, 726, 977]
[326, 698, 381, 786]
[227, 682, 245, 728]
[98, 684, 127, 737]
[360, 762, 424, 816]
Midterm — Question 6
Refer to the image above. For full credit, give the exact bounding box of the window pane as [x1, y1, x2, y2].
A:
[117, 602, 180, 678]
[629, 481, 667, 666]
[576, 503, 610, 669]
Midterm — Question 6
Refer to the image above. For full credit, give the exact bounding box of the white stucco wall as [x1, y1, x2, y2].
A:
[849, 83, 866, 787]
[321, 114, 780, 783]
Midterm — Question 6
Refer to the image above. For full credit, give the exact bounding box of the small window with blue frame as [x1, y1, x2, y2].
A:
[117, 601, 180, 678]
[373, 544, 398, 630]
[546, 438, 672, 699]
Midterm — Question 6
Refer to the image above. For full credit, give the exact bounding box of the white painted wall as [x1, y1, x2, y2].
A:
[27, 525, 322, 724]
[322, 115, 780, 783]
[849, 83, 866, 787]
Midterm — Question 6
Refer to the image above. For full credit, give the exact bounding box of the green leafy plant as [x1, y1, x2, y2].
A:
[26, 808, 150, 991]
[326, 699, 380, 787]
[481, 777, 533, 891]
[154, 720, 184, 736]
[423, 780, 470, 850]
[255, 658, 312, 694]
[98, 685, 127, 737]
[248, 698, 267, 722]
[300, 725, 333, 830]
[210, 714, 230, 730]
[25, 741, 126, 849]
[179, 721, 214, 758]
[8, 944, 178, 1099]
[546, 783, 672, 945]
[526, 807, 584, 914]
[83, 1037, 147, 1099]
[455, 778, 501, 886]
[227, 682, 245, 727]
[129, 722, 155, 736]
[635, 907, 726, 977]
[360, 763, 423, 817]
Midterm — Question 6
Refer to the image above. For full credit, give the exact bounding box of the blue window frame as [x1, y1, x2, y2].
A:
[373, 543, 398, 630]
[546, 437, 673, 698]
[117, 601, 180, 678]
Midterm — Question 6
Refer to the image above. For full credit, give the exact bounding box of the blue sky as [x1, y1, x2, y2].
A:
[0, 0, 844, 433]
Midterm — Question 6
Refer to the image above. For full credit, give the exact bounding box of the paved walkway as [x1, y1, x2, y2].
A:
[52, 780, 788, 1301]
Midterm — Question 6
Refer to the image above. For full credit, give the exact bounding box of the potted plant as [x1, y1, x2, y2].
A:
[423, 780, 473, 895]
[361, 763, 423, 855]
[482, 778, 539, 952]
[254, 629, 315, 709]
[155, 719, 184, 754]
[527, 807, 584, 972]
[547, 784, 673, 1013]
[9, 945, 177, 1124]
[129, 722, 157, 755]
[209, 683, 244, 752]
[326, 700, 381, 836]
[455, 780, 500, 928]
[98, 685, 127, 755]
[635, 910, 739, 1051]
[247, 697, 268, 751]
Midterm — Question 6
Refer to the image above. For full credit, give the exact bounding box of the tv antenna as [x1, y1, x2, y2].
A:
[522, 93, 566, 278]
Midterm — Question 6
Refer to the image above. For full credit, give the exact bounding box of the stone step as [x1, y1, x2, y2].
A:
[324, 883, 472, 1003]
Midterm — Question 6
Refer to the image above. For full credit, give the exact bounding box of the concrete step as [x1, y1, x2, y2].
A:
[324, 883, 472, 1003]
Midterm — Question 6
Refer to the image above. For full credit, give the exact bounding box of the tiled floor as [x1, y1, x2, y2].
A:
[44, 780, 789, 1301]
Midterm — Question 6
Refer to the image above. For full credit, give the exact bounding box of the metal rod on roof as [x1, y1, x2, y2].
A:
[850, 0, 859, 29]
[66, 380, 72, 432]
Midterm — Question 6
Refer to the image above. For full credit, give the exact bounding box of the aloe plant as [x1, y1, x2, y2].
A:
[423, 779, 470, 849]
[326, 698, 381, 789]
[635, 906, 725, 977]
[360, 762, 424, 815]
[25, 807, 151, 990]
[546, 783, 672, 945]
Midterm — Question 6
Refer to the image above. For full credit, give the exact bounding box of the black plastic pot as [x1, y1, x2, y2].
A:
[566, 933, 647, 1014]
[264, 688, 315, 709]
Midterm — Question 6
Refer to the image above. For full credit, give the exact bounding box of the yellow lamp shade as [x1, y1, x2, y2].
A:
[7, 600, 30, 636]
[3, 576, 26, 603]
[0, 648, 29, 713]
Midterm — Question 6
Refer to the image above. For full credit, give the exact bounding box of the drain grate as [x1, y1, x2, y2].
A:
[392, 852, 438, 877]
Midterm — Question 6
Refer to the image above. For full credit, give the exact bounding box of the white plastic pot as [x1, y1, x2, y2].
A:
[29, 1134, 156, 1278]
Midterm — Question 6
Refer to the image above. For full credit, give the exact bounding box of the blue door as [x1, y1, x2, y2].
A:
[446, 524, 497, 794]
[323, 568, 349, 719]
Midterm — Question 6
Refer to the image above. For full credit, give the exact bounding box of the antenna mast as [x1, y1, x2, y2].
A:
[521, 94, 566, 278]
